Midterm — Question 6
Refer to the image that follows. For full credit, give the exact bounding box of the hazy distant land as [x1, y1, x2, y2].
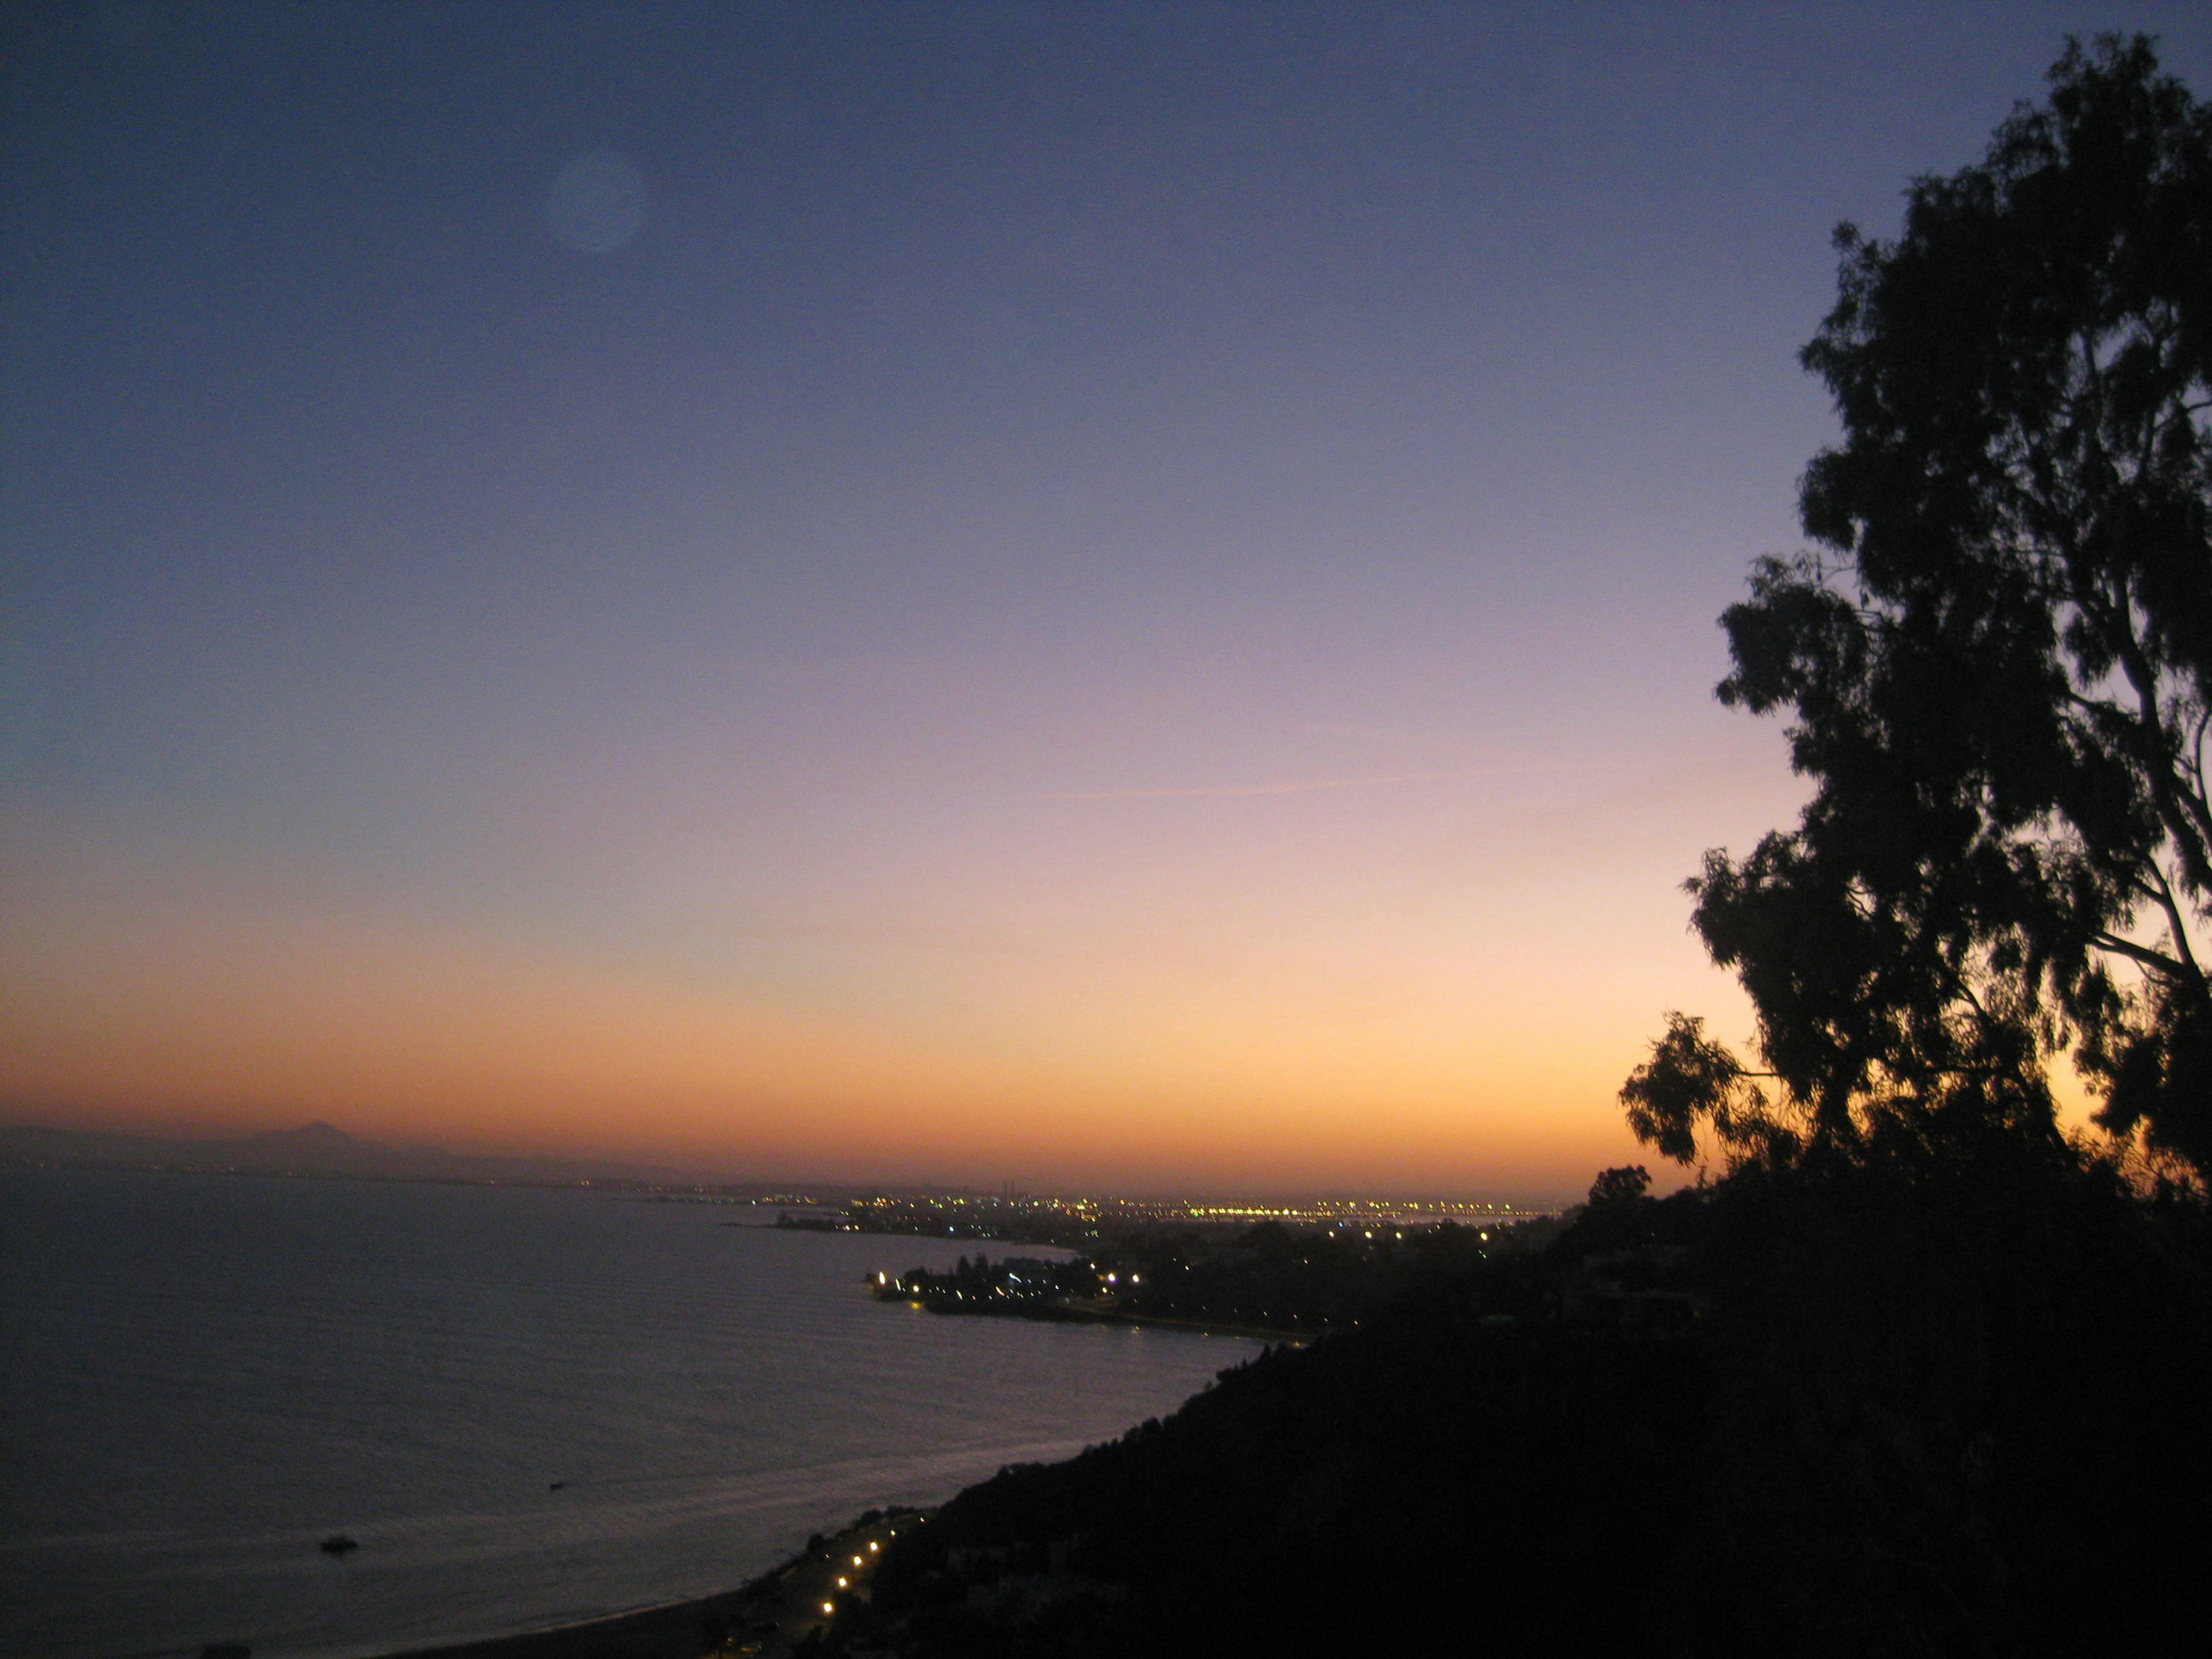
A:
[0, 1118, 713, 1188]
[0, 1118, 1563, 1216]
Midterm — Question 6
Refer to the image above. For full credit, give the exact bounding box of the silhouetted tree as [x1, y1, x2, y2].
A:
[1626, 36, 2212, 1180]
[1587, 1165, 1653, 1209]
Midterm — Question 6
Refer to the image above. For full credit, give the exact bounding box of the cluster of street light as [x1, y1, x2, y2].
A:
[819, 1528, 897, 1625]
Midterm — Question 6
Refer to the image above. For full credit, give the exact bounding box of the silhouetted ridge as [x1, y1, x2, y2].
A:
[830, 1150, 2209, 1657]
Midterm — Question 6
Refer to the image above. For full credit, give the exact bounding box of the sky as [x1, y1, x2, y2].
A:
[5, 2, 2208, 1200]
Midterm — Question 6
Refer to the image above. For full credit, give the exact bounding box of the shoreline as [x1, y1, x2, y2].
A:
[370, 1510, 926, 1659]
[357, 1305, 1282, 1659]
[366, 1581, 767, 1659]
[875, 1286, 1311, 1346]
[358, 1308, 1283, 1659]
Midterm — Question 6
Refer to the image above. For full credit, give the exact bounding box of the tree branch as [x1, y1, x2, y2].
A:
[2088, 927, 2189, 980]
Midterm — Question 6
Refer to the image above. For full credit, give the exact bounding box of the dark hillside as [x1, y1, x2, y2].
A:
[825, 1152, 2212, 1658]
[1687, 1146, 2212, 1656]
[869, 1315, 1711, 1657]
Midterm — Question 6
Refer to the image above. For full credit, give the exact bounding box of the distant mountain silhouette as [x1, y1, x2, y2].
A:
[0, 1118, 709, 1186]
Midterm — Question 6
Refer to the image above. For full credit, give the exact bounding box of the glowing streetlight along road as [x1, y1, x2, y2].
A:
[748, 1513, 918, 1658]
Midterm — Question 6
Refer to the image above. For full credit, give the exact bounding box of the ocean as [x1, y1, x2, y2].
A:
[0, 1165, 1253, 1659]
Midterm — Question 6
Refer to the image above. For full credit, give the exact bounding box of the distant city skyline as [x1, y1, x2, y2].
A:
[6, 3, 2207, 1192]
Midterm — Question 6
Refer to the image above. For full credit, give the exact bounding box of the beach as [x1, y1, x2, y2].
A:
[378, 1512, 918, 1659]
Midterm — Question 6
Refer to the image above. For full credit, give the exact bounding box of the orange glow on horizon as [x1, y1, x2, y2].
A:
[0, 794, 1753, 1197]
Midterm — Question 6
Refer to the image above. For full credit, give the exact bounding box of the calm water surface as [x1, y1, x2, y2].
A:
[0, 1167, 1252, 1659]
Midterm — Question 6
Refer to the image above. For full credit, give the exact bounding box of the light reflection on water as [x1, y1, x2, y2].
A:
[0, 1167, 1251, 1658]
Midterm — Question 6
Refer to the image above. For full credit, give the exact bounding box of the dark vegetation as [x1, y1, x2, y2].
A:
[812, 1153, 2211, 1657]
[1622, 33, 2212, 1186]
[790, 40, 2212, 1657]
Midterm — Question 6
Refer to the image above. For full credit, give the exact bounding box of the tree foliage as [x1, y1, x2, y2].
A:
[1625, 36, 2212, 1177]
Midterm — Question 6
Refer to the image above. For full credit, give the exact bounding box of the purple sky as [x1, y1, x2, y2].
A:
[5, 3, 2207, 1198]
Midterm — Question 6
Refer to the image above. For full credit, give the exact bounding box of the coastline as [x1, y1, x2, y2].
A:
[372, 1511, 923, 1659]
[892, 1294, 1312, 1346]
[367, 1583, 765, 1659]
[354, 1305, 1287, 1659]
[9, 1168, 1267, 1659]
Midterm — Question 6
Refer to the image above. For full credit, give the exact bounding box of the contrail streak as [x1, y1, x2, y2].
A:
[1050, 763, 1588, 801]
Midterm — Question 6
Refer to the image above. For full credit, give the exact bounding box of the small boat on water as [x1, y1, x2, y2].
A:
[319, 1535, 358, 1556]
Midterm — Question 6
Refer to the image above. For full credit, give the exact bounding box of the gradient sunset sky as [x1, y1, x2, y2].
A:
[6, 2, 2207, 1199]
